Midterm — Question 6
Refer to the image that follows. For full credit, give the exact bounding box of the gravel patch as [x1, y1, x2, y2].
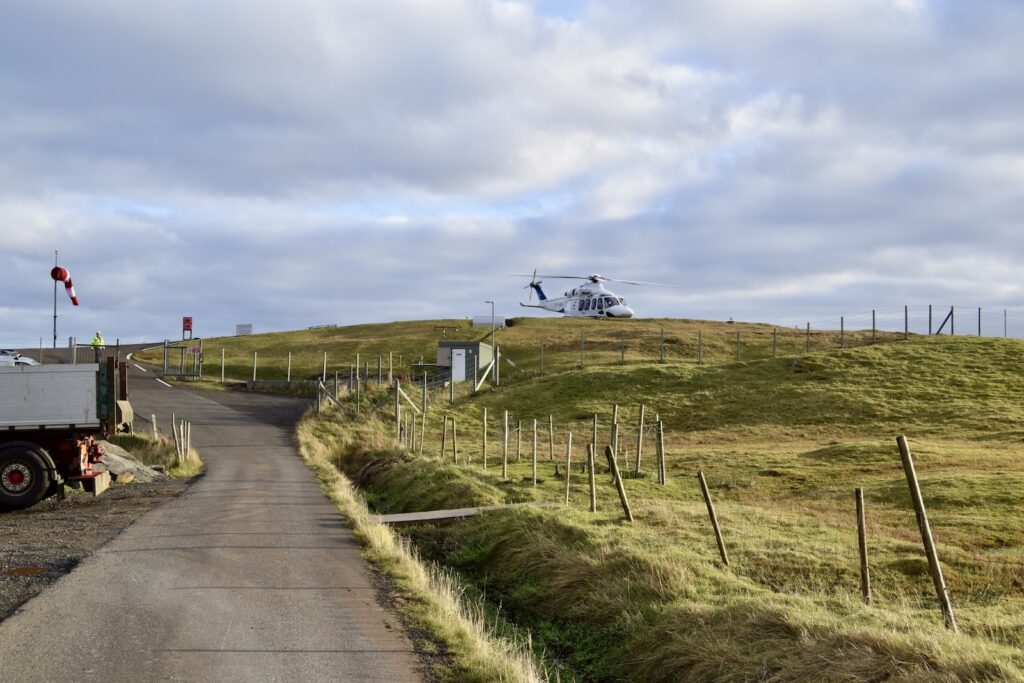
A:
[0, 478, 188, 621]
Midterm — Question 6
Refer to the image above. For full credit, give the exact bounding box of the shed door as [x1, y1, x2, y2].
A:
[451, 349, 466, 381]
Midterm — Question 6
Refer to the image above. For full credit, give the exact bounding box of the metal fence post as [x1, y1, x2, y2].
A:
[287, 351, 292, 382]
[840, 316, 844, 349]
[252, 351, 257, 381]
[221, 348, 225, 383]
[904, 305, 909, 340]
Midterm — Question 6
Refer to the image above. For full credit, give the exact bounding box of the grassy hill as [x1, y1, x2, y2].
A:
[137, 316, 901, 382]
[298, 328, 1024, 681]
[157, 318, 1024, 679]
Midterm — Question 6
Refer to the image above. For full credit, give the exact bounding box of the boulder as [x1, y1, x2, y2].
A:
[96, 441, 167, 483]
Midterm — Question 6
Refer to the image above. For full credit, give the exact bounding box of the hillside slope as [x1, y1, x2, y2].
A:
[299, 333, 1024, 681]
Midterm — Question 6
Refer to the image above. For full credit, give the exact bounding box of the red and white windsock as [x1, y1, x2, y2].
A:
[50, 266, 80, 306]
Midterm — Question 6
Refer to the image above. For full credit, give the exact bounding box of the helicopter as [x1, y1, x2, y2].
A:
[513, 271, 682, 319]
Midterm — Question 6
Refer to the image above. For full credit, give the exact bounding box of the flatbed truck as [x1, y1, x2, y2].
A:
[0, 358, 132, 510]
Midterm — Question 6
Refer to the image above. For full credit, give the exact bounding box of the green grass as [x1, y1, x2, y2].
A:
[297, 328, 1024, 681]
[136, 316, 903, 384]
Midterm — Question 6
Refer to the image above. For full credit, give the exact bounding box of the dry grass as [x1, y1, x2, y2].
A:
[295, 412, 552, 682]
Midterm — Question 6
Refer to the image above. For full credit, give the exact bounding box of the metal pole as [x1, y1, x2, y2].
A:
[978, 307, 982, 336]
[951, 306, 955, 335]
[928, 305, 932, 335]
[904, 305, 908, 340]
[287, 352, 292, 382]
[323, 352, 328, 382]
[221, 348, 225, 383]
[896, 436, 957, 631]
[163, 340, 169, 375]
[253, 351, 257, 381]
[872, 309, 876, 342]
[52, 249, 58, 348]
[840, 316, 844, 349]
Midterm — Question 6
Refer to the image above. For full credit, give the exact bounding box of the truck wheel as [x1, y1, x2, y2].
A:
[0, 443, 52, 511]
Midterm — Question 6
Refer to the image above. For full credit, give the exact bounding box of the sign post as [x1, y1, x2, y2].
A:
[182, 316, 193, 341]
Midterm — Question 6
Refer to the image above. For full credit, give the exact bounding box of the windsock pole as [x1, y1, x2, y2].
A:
[52, 250, 58, 348]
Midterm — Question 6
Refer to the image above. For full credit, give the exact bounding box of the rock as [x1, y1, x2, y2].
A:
[96, 441, 167, 483]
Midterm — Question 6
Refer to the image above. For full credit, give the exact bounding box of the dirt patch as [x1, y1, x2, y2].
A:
[0, 479, 188, 621]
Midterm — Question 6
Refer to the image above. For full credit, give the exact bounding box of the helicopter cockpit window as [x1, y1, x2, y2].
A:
[603, 297, 615, 307]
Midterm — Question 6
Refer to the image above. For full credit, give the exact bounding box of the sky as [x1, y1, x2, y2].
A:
[2, 0, 1023, 347]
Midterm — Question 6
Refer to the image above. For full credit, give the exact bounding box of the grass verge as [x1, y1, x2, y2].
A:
[295, 411, 550, 682]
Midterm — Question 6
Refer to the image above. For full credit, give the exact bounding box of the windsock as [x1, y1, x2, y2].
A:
[50, 266, 80, 306]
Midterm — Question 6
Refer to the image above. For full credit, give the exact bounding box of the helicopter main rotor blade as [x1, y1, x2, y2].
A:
[508, 274, 596, 280]
[600, 278, 686, 288]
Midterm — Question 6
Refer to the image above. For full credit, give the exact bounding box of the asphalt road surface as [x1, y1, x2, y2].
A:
[0, 372, 422, 682]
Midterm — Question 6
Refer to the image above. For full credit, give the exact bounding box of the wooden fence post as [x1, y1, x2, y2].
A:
[252, 351, 258, 381]
[481, 407, 488, 469]
[697, 470, 729, 566]
[609, 421, 619, 481]
[388, 351, 393, 383]
[548, 414, 554, 461]
[656, 420, 666, 485]
[517, 420, 522, 462]
[532, 419, 538, 486]
[419, 411, 426, 456]
[451, 417, 458, 463]
[604, 445, 633, 522]
[635, 404, 645, 476]
[592, 414, 598, 453]
[502, 410, 509, 480]
[856, 487, 871, 605]
[394, 379, 401, 442]
[897, 435, 957, 631]
[588, 444, 597, 513]
[564, 433, 573, 504]
[440, 415, 448, 462]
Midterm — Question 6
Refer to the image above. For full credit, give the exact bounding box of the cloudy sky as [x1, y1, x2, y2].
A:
[2, 0, 1023, 346]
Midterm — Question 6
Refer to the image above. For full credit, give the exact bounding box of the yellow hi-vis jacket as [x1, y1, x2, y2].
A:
[91, 334, 105, 349]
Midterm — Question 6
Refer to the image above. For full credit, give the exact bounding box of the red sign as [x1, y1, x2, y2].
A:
[182, 316, 193, 332]
[187, 347, 201, 355]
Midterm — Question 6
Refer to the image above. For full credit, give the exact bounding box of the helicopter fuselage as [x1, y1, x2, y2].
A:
[522, 281, 634, 318]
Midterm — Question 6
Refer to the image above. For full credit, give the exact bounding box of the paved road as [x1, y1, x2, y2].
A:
[0, 373, 422, 682]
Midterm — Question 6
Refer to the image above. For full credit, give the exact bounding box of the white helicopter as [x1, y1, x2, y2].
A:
[514, 271, 681, 319]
